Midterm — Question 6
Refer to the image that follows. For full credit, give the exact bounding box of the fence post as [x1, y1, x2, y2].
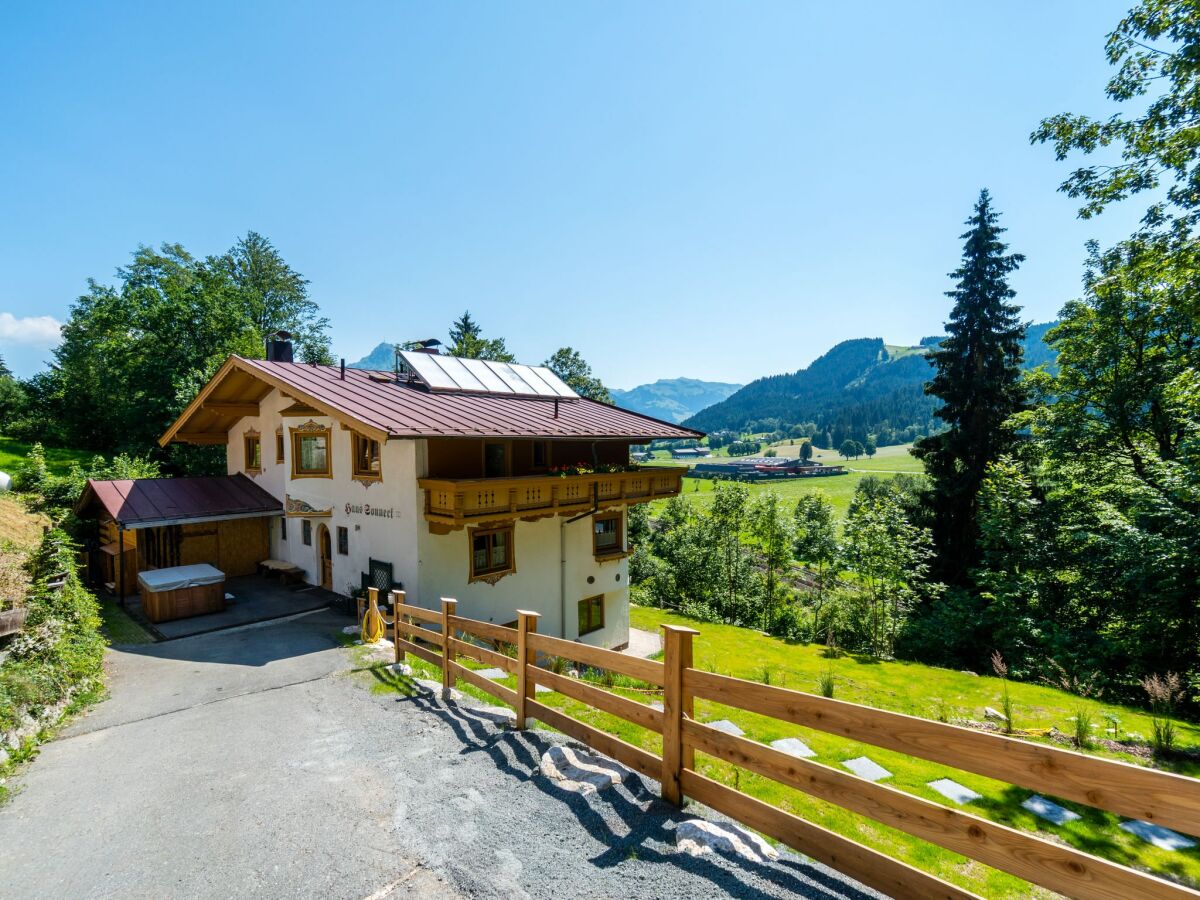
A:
[661, 624, 699, 806]
[356, 593, 366, 626]
[391, 589, 406, 664]
[440, 597, 457, 700]
[515, 609, 540, 728]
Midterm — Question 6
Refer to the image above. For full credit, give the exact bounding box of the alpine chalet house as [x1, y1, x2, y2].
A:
[159, 339, 700, 648]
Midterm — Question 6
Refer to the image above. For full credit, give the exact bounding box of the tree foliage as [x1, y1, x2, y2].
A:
[543, 347, 612, 403]
[20, 235, 330, 470]
[1032, 1, 1200, 230]
[446, 310, 515, 361]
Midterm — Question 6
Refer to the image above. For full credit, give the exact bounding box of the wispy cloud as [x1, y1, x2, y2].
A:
[0, 313, 62, 347]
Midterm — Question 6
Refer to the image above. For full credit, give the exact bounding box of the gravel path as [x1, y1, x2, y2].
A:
[0, 610, 882, 899]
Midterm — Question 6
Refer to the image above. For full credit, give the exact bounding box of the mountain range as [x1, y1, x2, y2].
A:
[611, 378, 742, 423]
[682, 322, 1057, 440]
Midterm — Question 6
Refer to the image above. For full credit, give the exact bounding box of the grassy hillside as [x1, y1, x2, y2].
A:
[0, 437, 93, 478]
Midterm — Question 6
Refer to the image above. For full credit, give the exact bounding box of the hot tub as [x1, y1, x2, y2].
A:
[137, 564, 226, 623]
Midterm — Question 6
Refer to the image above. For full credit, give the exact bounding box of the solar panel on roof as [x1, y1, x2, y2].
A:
[402, 351, 459, 390]
[428, 354, 488, 391]
[397, 350, 578, 399]
[459, 358, 510, 393]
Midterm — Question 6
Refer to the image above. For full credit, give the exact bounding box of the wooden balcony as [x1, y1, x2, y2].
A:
[419, 467, 686, 530]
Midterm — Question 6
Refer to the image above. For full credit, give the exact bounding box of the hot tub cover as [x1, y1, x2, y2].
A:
[138, 564, 225, 593]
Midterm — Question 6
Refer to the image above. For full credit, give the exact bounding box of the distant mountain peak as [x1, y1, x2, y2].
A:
[611, 378, 742, 424]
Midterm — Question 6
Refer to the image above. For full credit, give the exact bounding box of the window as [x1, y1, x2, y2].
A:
[470, 526, 514, 579]
[291, 424, 331, 477]
[352, 433, 382, 481]
[578, 594, 605, 636]
[337, 526, 349, 555]
[593, 513, 623, 557]
[244, 434, 261, 473]
[302, 519, 312, 546]
[532, 440, 549, 470]
[483, 441, 508, 478]
[275, 429, 285, 464]
[280, 518, 287, 541]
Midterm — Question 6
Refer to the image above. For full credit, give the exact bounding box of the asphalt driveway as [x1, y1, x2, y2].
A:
[0, 609, 879, 900]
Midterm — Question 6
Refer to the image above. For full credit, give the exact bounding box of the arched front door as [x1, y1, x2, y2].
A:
[316, 524, 333, 591]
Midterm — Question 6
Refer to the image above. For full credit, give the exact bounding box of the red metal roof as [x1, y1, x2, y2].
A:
[228, 357, 702, 440]
[76, 474, 282, 528]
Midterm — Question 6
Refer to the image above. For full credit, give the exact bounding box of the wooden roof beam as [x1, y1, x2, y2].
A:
[175, 432, 230, 445]
[201, 400, 260, 416]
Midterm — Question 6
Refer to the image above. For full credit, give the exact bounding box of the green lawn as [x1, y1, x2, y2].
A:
[0, 436, 93, 477]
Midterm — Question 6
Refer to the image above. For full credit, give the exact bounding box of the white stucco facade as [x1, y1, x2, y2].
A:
[226, 385, 631, 648]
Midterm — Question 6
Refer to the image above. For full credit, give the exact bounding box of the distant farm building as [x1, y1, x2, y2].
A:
[669, 447, 711, 459]
[687, 457, 846, 483]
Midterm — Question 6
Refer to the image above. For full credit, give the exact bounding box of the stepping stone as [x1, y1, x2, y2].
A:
[928, 778, 982, 805]
[984, 706, 1008, 723]
[1022, 795, 1080, 826]
[388, 662, 414, 677]
[675, 819, 779, 863]
[649, 701, 664, 712]
[413, 678, 461, 701]
[534, 684, 551, 694]
[341, 625, 359, 635]
[466, 706, 516, 726]
[842, 756, 892, 782]
[474, 668, 509, 680]
[540, 745, 630, 795]
[706, 719, 745, 737]
[1120, 820, 1197, 851]
[771, 737, 816, 759]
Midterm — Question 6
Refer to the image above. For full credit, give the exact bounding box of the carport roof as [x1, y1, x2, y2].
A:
[76, 474, 283, 529]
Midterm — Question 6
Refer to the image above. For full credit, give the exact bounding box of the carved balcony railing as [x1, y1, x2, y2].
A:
[418, 467, 686, 529]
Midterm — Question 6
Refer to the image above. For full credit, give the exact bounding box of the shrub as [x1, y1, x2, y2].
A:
[817, 667, 835, 698]
[0, 529, 104, 734]
[1142, 672, 1184, 757]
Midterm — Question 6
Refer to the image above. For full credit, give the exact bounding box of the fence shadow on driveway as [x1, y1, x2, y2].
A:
[388, 680, 879, 900]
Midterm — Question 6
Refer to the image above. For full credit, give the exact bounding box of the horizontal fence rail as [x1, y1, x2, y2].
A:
[363, 588, 1200, 900]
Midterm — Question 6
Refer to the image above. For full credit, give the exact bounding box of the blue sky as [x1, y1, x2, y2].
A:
[0, 1, 1140, 387]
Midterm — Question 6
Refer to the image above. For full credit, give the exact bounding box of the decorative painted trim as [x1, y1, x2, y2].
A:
[285, 494, 332, 517]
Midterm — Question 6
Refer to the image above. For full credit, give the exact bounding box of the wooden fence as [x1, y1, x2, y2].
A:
[364, 588, 1200, 900]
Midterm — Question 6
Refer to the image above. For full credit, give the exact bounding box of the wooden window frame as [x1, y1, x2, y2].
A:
[592, 512, 624, 558]
[301, 519, 312, 546]
[351, 432, 383, 483]
[290, 422, 332, 479]
[578, 594, 605, 636]
[336, 525, 349, 556]
[469, 524, 515, 583]
[244, 432, 262, 474]
[275, 428, 285, 464]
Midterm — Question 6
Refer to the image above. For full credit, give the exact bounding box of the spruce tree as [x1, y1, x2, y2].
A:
[914, 189, 1026, 585]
